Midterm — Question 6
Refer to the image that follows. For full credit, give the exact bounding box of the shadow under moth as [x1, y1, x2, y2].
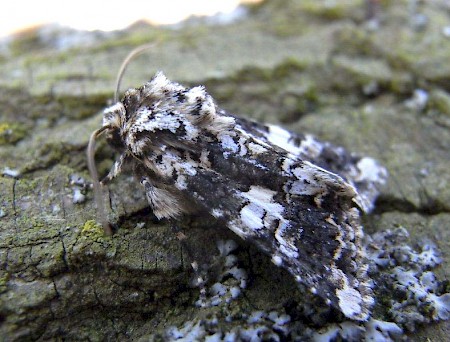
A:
[87, 53, 387, 322]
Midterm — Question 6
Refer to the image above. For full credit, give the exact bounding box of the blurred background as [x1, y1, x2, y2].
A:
[1, 0, 260, 38]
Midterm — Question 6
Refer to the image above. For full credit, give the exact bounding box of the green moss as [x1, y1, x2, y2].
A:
[333, 24, 378, 57]
[0, 122, 27, 145]
[232, 66, 272, 83]
[428, 89, 450, 117]
[31, 218, 46, 230]
[299, 0, 362, 20]
[388, 72, 413, 95]
[268, 12, 308, 37]
[331, 56, 393, 93]
[24, 142, 66, 172]
[55, 93, 108, 120]
[231, 58, 306, 84]
[278, 87, 319, 123]
[81, 220, 105, 240]
[0, 272, 10, 294]
[22, 140, 91, 173]
[89, 29, 171, 54]
[272, 58, 307, 79]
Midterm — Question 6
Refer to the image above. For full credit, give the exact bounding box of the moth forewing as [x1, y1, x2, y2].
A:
[90, 72, 386, 321]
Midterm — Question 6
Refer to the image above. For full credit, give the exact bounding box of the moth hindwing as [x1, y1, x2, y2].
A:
[95, 72, 386, 321]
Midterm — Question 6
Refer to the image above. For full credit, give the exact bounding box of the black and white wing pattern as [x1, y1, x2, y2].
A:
[234, 116, 388, 213]
[99, 72, 384, 320]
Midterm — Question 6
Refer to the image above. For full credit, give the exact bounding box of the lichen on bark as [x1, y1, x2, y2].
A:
[1, 0, 449, 340]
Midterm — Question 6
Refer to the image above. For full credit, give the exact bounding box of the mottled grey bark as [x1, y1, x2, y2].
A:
[1, 0, 449, 340]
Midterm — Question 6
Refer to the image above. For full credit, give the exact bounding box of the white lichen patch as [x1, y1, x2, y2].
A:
[365, 227, 450, 332]
[271, 254, 283, 266]
[166, 309, 293, 342]
[162, 226, 449, 341]
[195, 239, 247, 308]
[355, 157, 387, 184]
[72, 188, 86, 204]
[2, 167, 20, 178]
[336, 285, 364, 320]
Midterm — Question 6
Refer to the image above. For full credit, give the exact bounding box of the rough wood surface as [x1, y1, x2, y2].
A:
[1, 0, 449, 340]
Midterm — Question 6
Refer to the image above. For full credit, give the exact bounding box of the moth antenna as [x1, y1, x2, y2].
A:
[87, 126, 113, 236]
[91, 42, 156, 235]
[114, 43, 157, 103]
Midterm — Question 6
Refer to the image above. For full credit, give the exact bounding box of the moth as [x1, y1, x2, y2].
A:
[87, 55, 387, 321]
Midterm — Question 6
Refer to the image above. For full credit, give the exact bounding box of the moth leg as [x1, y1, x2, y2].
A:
[101, 153, 130, 185]
[140, 176, 187, 220]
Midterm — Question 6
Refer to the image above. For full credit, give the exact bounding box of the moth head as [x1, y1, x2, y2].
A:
[102, 102, 127, 151]
[86, 103, 128, 236]
[87, 100, 133, 236]
[86, 44, 157, 236]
